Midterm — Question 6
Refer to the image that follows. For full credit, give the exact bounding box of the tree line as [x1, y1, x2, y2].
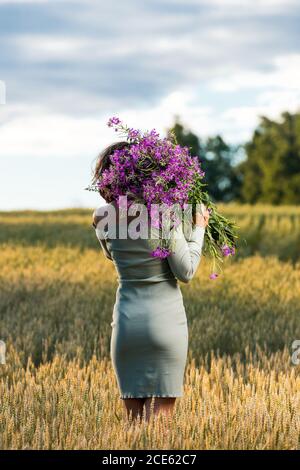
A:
[169, 111, 300, 204]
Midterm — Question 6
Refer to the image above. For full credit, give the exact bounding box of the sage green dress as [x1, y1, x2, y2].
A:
[94, 204, 205, 399]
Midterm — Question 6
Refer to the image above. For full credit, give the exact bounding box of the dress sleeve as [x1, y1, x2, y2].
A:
[167, 223, 205, 283]
[98, 237, 113, 261]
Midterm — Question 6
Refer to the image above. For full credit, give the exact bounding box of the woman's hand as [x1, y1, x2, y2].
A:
[194, 203, 210, 228]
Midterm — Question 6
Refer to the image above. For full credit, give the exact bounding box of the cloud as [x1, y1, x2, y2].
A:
[0, 0, 300, 147]
[0, 110, 109, 159]
[210, 54, 300, 92]
[0, 89, 214, 159]
[6, 79, 297, 164]
[206, 0, 298, 9]
[0, 0, 47, 3]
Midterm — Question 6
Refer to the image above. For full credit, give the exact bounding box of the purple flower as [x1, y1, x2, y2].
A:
[95, 117, 237, 268]
[221, 245, 235, 257]
[151, 247, 171, 259]
[128, 128, 140, 140]
[209, 273, 218, 280]
[107, 116, 121, 127]
[221, 245, 232, 257]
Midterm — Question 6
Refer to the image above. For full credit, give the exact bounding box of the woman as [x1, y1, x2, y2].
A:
[92, 142, 210, 422]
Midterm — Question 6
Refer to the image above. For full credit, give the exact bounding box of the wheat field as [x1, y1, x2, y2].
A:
[0, 205, 300, 449]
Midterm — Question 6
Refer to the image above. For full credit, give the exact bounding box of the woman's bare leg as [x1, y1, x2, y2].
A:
[123, 398, 146, 421]
[143, 397, 176, 422]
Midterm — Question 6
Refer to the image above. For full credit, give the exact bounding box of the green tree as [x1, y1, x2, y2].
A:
[204, 135, 241, 202]
[238, 111, 300, 204]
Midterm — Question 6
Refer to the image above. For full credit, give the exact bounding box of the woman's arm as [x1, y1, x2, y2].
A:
[167, 223, 205, 283]
[167, 204, 209, 283]
[92, 210, 113, 261]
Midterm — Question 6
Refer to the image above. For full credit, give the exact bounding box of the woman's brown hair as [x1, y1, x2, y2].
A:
[92, 141, 130, 203]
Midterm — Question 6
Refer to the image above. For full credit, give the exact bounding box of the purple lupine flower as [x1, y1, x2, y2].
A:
[209, 273, 218, 280]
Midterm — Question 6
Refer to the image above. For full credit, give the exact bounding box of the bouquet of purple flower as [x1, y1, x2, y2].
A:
[86, 117, 239, 278]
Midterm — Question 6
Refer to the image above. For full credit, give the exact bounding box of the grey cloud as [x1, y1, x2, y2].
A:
[0, 0, 300, 115]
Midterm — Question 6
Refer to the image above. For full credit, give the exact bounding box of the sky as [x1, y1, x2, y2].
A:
[0, 0, 300, 210]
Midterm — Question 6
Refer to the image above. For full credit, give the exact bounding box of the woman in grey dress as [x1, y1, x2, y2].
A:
[92, 142, 210, 421]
